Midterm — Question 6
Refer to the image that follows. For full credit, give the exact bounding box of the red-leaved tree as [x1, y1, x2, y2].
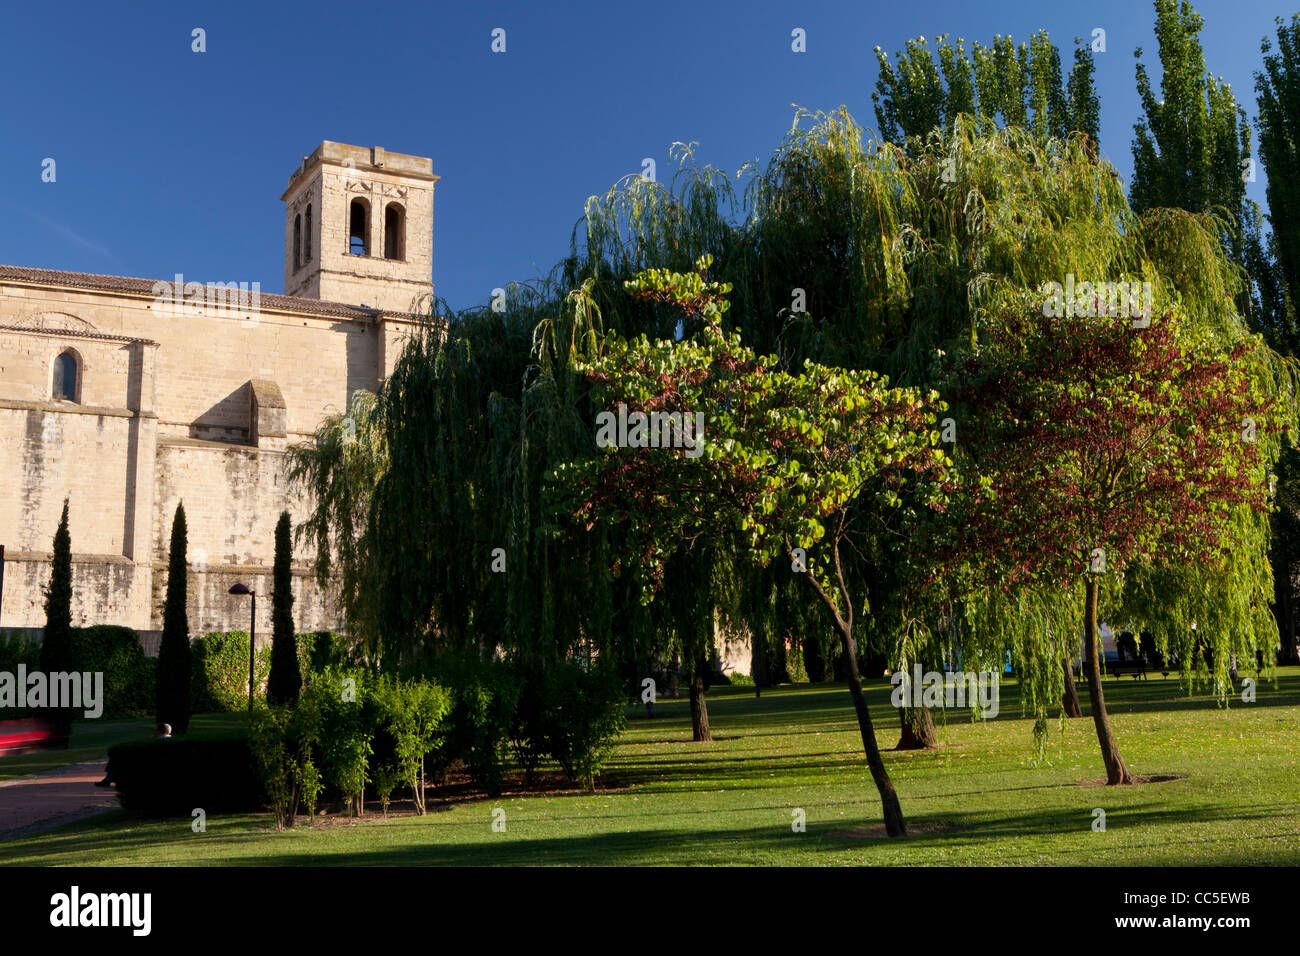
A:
[940, 295, 1282, 784]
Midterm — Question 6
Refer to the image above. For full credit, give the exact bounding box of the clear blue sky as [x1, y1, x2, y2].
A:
[0, 0, 1287, 312]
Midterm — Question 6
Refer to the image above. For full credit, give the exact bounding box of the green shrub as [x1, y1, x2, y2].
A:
[546, 662, 627, 790]
[372, 676, 450, 814]
[786, 645, 808, 684]
[304, 631, 357, 672]
[0, 632, 41, 718]
[508, 666, 552, 785]
[108, 730, 262, 817]
[436, 657, 517, 797]
[71, 626, 153, 718]
[192, 632, 351, 713]
[191, 631, 268, 712]
[301, 666, 373, 815]
[726, 671, 755, 686]
[248, 703, 323, 829]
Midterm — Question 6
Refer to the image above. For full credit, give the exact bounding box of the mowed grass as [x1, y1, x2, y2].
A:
[3, 670, 1299, 866]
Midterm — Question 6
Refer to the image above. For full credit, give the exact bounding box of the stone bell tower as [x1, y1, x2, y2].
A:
[281, 142, 438, 314]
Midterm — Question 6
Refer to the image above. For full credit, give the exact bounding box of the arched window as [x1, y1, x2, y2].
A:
[52, 350, 78, 402]
[349, 199, 369, 256]
[304, 204, 312, 262]
[384, 202, 405, 260]
[293, 214, 302, 271]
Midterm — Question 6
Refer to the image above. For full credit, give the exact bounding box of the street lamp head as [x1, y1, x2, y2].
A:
[228, 582, 252, 596]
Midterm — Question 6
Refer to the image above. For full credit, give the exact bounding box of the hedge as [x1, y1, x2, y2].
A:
[71, 626, 155, 718]
[192, 631, 353, 713]
[0, 627, 154, 719]
[107, 729, 263, 816]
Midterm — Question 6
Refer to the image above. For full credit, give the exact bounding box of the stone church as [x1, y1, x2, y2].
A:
[0, 143, 437, 645]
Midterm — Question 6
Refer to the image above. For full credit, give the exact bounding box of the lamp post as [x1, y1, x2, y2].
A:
[228, 583, 256, 711]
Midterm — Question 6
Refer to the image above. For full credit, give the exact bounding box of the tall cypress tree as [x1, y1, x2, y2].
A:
[267, 510, 301, 704]
[156, 503, 192, 733]
[40, 499, 74, 742]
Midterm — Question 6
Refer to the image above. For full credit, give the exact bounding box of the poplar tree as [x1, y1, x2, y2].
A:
[873, 31, 1100, 148]
[1253, 14, 1300, 664]
[1130, 0, 1256, 294]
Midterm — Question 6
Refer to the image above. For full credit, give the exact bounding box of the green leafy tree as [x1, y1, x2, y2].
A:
[39, 499, 74, 741]
[267, 511, 301, 705]
[555, 259, 950, 835]
[156, 503, 192, 734]
[375, 677, 450, 814]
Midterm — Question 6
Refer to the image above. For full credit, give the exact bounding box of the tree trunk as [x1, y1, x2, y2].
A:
[896, 704, 938, 749]
[1275, 556, 1300, 665]
[1062, 657, 1084, 718]
[839, 627, 907, 835]
[1083, 578, 1133, 785]
[690, 652, 712, 742]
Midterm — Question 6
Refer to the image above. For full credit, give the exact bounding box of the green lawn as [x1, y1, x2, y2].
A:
[4, 670, 1299, 865]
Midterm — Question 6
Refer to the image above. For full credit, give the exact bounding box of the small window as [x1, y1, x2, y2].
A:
[384, 203, 405, 260]
[304, 204, 312, 262]
[52, 350, 78, 402]
[349, 199, 368, 256]
[293, 214, 302, 271]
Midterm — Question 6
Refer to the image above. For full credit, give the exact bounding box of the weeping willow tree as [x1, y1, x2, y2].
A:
[286, 388, 387, 657]
[566, 107, 1295, 757]
[287, 99, 1296, 779]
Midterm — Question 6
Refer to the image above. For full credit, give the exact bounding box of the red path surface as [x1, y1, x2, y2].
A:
[0, 761, 117, 839]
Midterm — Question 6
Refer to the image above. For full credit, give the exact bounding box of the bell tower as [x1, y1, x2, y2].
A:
[281, 142, 438, 314]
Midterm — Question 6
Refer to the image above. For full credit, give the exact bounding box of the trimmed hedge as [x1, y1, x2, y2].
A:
[191, 631, 354, 713]
[1, 627, 154, 719]
[107, 730, 263, 816]
[0, 633, 41, 718]
[71, 626, 155, 718]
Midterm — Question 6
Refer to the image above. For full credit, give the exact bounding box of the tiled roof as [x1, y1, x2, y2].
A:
[0, 323, 158, 345]
[0, 264, 387, 320]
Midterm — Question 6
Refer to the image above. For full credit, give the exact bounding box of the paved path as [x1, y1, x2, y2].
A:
[0, 760, 118, 840]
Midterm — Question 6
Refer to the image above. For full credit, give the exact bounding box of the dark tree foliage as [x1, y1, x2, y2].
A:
[1254, 15, 1300, 355]
[267, 511, 301, 704]
[39, 499, 75, 741]
[156, 503, 192, 734]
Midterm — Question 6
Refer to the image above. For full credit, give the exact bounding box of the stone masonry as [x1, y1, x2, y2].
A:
[0, 143, 434, 645]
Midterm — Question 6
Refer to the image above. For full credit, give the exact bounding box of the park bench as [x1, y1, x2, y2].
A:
[1105, 655, 1148, 680]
